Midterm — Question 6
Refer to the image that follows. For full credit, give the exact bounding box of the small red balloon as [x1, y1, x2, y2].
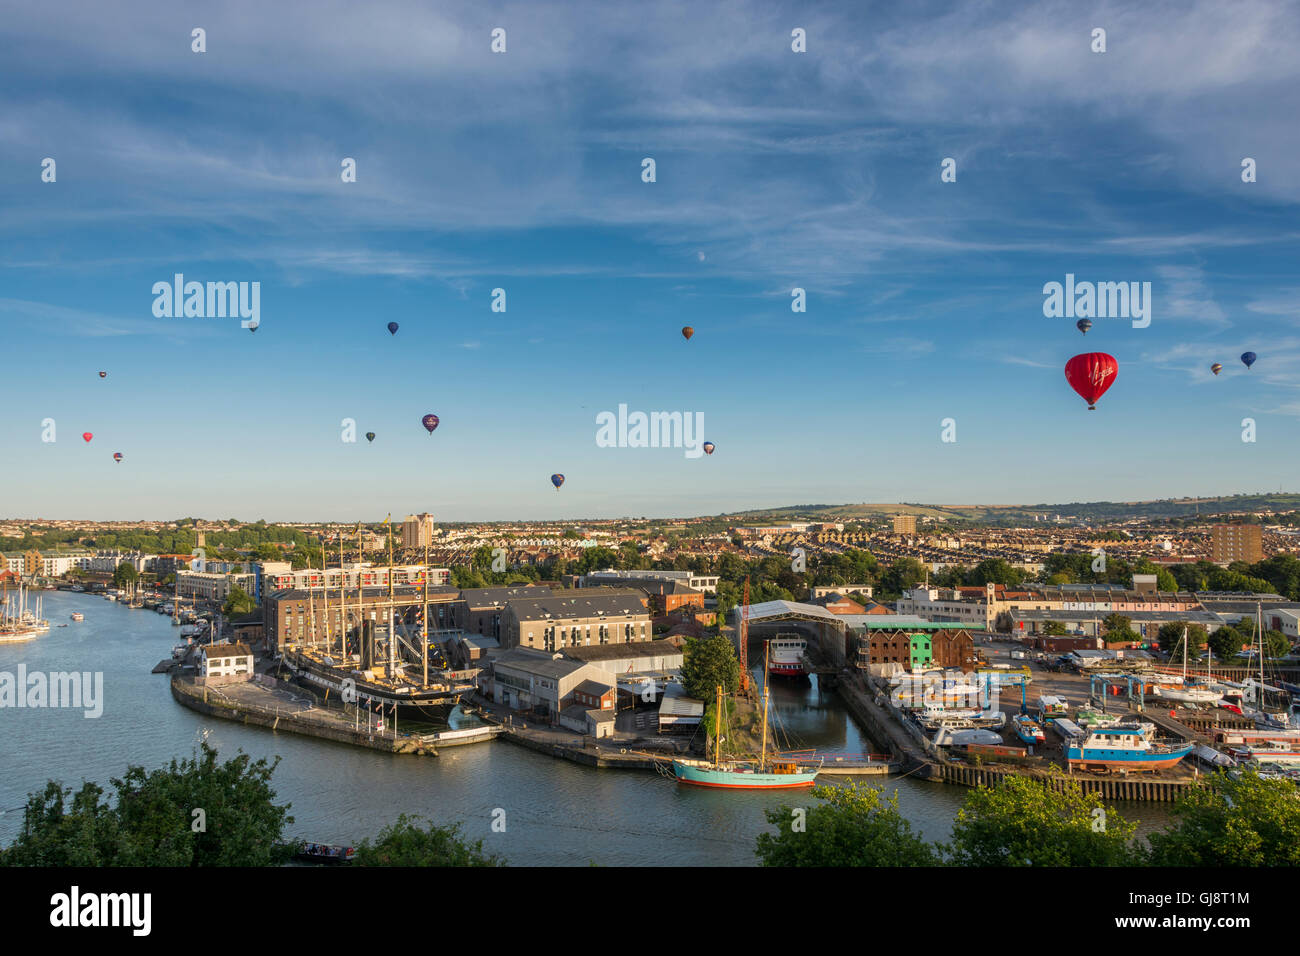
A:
[82, 432, 93, 442]
[1064, 352, 1118, 410]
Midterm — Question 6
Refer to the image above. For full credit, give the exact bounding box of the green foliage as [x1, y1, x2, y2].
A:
[112, 562, 139, 589]
[966, 559, 1025, 588]
[1264, 629, 1291, 659]
[948, 776, 1141, 866]
[1208, 624, 1246, 663]
[1042, 621, 1068, 636]
[680, 633, 741, 700]
[352, 814, 502, 866]
[222, 585, 257, 618]
[755, 784, 940, 867]
[1148, 772, 1300, 866]
[0, 745, 293, 867]
[1156, 622, 1208, 659]
[1101, 613, 1139, 645]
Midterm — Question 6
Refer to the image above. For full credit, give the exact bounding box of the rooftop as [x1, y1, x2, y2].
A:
[565, 639, 683, 662]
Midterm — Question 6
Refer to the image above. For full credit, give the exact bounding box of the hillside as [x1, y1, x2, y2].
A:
[719, 494, 1300, 525]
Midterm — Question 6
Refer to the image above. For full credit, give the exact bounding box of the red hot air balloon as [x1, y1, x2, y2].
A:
[1064, 353, 1118, 410]
[82, 432, 93, 442]
[681, 327, 694, 341]
[702, 441, 715, 455]
[98, 371, 106, 378]
[113, 452, 123, 462]
[421, 414, 440, 434]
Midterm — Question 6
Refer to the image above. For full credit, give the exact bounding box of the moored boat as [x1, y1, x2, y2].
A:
[70, 612, 85, 622]
[671, 642, 823, 789]
[767, 633, 808, 677]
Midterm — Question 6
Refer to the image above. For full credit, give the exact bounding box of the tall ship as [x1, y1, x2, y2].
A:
[671, 642, 823, 789]
[767, 633, 808, 677]
[0, 582, 49, 644]
[280, 519, 477, 721]
[1065, 726, 1193, 772]
[283, 641, 477, 721]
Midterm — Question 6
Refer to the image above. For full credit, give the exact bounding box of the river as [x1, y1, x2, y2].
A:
[0, 591, 1171, 865]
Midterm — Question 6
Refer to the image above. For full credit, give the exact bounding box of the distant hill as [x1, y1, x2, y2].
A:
[719, 494, 1300, 524]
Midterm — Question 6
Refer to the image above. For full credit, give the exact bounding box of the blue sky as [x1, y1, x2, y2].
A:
[2, 0, 1299, 521]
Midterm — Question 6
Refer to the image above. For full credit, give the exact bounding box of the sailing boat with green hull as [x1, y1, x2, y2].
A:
[671, 642, 823, 789]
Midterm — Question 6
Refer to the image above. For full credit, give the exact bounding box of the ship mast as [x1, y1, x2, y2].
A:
[339, 532, 346, 659]
[739, 575, 750, 696]
[714, 684, 723, 770]
[319, 534, 329, 651]
[307, 537, 317, 650]
[422, 539, 429, 688]
[760, 640, 770, 771]
[387, 515, 395, 676]
[356, 522, 363, 668]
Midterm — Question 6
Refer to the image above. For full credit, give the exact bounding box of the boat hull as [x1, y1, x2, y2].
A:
[283, 653, 472, 721]
[1066, 744, 1193, 772]
[768, 664, 808, 677]
[671, 760, 820, 789]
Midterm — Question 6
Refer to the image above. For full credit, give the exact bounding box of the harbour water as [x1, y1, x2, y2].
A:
[0, 591, 1171, 865]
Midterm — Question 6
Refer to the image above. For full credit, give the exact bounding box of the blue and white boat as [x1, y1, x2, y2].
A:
[1011, 714, 1045, 746]
[1066, 726, 1193, 772]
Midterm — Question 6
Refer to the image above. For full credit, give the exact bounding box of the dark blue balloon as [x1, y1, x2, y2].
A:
[1241, 351, 1256, 369]
[387, 322, 399, 335]
[550, 473, 565, 490]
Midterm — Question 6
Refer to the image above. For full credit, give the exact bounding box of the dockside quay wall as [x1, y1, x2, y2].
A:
[169, 676, 435, 755]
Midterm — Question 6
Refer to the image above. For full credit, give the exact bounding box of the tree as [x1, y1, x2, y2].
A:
[948, 776, 1141, 866]
[1101, 612, 1139, 645]
[1208, 624, 1245, 664]
[680, 634, 741, 700]
[966, 559, 1024, 588]
[755, 784, 940, 866]
[112, 562, 139, 590]
[0, 745, 293, 866]
[1042, 621, 1068, 636]
[353, 814, 501, 866]
[1263, 629, 1291, 659]
[1156, 622, 1207, 660]
[1147, 772, 1300, 866]
[222, 585, 256, 618]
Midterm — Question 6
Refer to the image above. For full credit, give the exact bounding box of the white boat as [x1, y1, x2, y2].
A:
[70, 612, 84, 622]
[767, 633, 808, 677]
[1158, 627, 1222, 705]
[935, 727, 1003, 747]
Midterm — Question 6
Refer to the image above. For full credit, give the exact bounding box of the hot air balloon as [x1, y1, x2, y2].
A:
[1076, 319, 1092, 335]
[702, 441, 715, 455]
[421, 414, 440, 434]
[365, 432, 376, 443]
[98, 371, 107, 378]
[1211, 363, 1223, 376]
[551, 474, 565, 490]
[681, 327, 694, 341]
[387, 322, 399, 336]
[82, 432, 93, 442]
[247, 321, 259, 333]
[1241, 351, 1256, 369]
[113, 452, 123, 462]
[1064, 352, 1118, 410]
